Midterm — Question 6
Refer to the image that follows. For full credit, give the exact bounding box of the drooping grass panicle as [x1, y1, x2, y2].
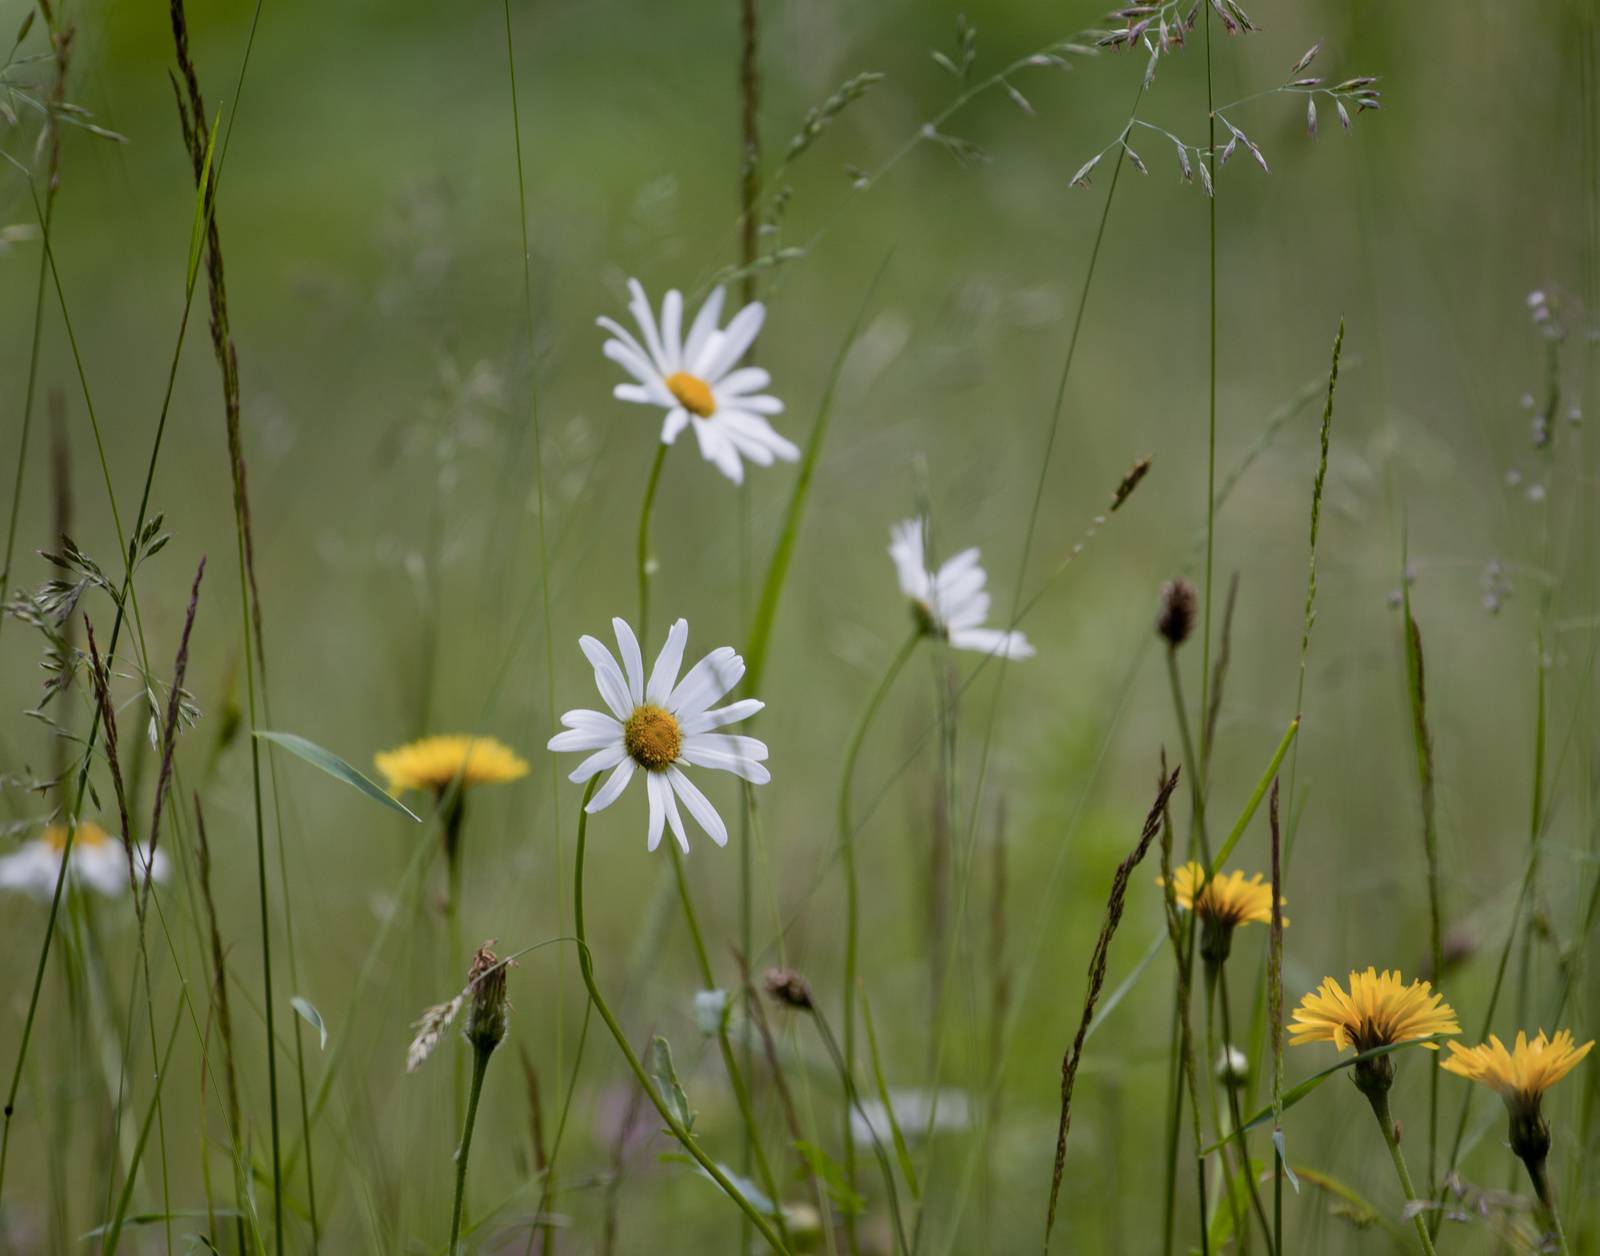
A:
[1043, 763, 1180, 1252]
[144, 558, 203, 906]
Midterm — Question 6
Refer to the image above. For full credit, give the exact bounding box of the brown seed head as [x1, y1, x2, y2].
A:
[464, 941, 512, 1053]
[1157, 577, 1198, 647]
[763, 967, 814, 1012]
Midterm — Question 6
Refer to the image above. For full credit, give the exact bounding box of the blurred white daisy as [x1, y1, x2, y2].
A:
[548, 617, 769, 852]
[889, 517, 1035, 659]
[0, 819, 169, 900]
[598, 279, 799, 485]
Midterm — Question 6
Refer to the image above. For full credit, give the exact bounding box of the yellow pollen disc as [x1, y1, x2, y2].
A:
[665, 372, 716, 418]
[625, 705, 681, 771]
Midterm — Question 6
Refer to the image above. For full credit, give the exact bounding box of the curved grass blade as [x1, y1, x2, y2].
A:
[1204, 1033, 1454, 1152]
[254, 731, 420, 821]
[859, 984, 920, 1200]
[1207, 717, 1298, 876]
[290, 996, 327, 1050]
[1083, 927, 1166, 1045]
[186, 111, 219, 298]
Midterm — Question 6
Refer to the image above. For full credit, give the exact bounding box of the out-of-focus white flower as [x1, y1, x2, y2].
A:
[548, 618, 769, 852]
[888, 517, 1035, 659]
[849, 1087, 970, 1147]
[599, 280, 798, 485]
[0, 820, 168, 900]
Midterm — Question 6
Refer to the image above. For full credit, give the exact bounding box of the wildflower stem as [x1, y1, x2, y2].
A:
[1165, 647, 1211, 863]
[572, 777, 791, 1254]
[637, 443, 669, 655]
[1199, 0, 1218, 770]
[838, 627, 921, 1220]
[1365, 1088, 1437, 1256]
[1217, 962, 1273, 1251]
[1202, 965, 1246, 1251]
[668, 844, 794, 1251]
[449, 1040, 493, 1255]
[1524, 1157, 1573, 1256]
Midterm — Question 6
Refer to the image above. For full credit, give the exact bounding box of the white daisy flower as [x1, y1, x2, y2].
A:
[598, 279, 799, 485]
[0, 820, 170, 900]
[889, 517, 1035, 659]
[548, 617, 769, 852]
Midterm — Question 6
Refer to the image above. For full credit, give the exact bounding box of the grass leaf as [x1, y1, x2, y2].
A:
[291, 996, 328, 1050]
[254, 731, 420, 821]
[795, 1141, 866, 1216]
[1207, 717, 1298, 875]
[858, 984, 920, 1200]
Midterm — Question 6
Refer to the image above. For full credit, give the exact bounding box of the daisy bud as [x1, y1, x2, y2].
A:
[764, 967, 815, 1012]
[1215, 1044, 1249, 1088]
[463, 943, 511, 1054]
[1156, 577, 1198, 647]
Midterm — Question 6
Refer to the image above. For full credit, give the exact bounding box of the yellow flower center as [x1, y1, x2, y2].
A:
[624, 705, 681, 771]
[46, 821, 108, 851]
[665, 372, 716, 418]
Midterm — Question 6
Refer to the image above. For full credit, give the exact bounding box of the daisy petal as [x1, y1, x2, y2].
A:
[691, 416, 746, 483]
[695, 302, 765, 382]
[683, 287, 726, 368]
[948, 627, 1035, 658]
[659, 773, 689, 852]
[648, 619, 689, 705]
[678, 697, 763, 735]
[627, 279, 670, 374]
[612, 618, 646, 704]
[716, 366, 771, 397]
[668, 766, 727, 846]
[569, 743, 628, 783]
[678, 741, 772, 784]
[669, 646, 746, 720]
[602, 337, 661, 387]
[661, 409, 690, 444]
[586, 758, 636, 813]
[889, 519, 930, 601]
[559, 709, 624, 736]
[660, 289, 684, 372]
[580, 635, 634, 720]
[645, 770, 667, 852]
[548, 726, 622, 754]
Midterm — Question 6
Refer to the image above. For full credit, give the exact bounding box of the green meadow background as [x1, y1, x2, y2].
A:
[1, 0, 1598, 1251]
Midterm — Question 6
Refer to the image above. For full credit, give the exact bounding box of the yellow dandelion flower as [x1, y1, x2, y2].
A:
[1290, 968, 1459, 1054]
[1441, 1030, 1593, 1105]
[1160, 861, 1286, 928]
[375, 735, 529, 796]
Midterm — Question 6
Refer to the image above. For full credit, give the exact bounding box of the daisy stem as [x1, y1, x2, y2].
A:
[449, 1038, 493, 1255]
[668, 844, 794, 1251]
[573, 777, 791, 1255]
[637, 443, 669, 656]
[1202, 964, 1247, 1251]
[1365, 1088, 1437, 1256]
[838, 627, 922, 1217]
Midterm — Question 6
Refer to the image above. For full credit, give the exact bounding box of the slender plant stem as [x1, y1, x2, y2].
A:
[637, 442, 669, 655]
[1526, 1160, 1573, 1256]
[450, 1042, 493, 1254]
[1165, 648, 1212, 863]
[838, 627, 921, 1219]
[572, 778, 790, 1253]
[1217, 963, 1272, 1250]
[1202, 966, 1246, 1250]
[668, 844, 794, 1251]
[1199, 0, 1219, 760]
[1366, 1088, 1437, 1256]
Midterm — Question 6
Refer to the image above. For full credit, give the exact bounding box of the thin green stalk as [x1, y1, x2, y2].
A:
[572, 778, 790, 1253]
[1366, 1088, 1437, 1256]
[1202, 965, 1246, 1251]
[499, 0, 565, 1170]
[450, 1043, 493, 1255]
[637, 443, 669, 655]
[838, 627, 921, 1217]
[1199, 0, 1218, 760]
[668, 844, 793, 1251]
[1165, 648, 1212, 864]
[1217, 962, 1272, 1251]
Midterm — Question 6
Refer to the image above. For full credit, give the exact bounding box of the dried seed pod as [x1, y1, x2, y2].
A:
[1156, 577, 1199, 647]
[464, 942, 512, 1053]
[763, 967, 815, 1011]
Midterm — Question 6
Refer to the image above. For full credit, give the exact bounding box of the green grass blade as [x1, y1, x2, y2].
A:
[253, 731, 420, 821]
[186, 111, 219, 298]
[1207, 718, 1298, 876]
[858, 984, 920, 1200]
[102, 1007, 184, 1256]
[744, 249, 893, 695]
[1083, 928, 1166, 1044]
